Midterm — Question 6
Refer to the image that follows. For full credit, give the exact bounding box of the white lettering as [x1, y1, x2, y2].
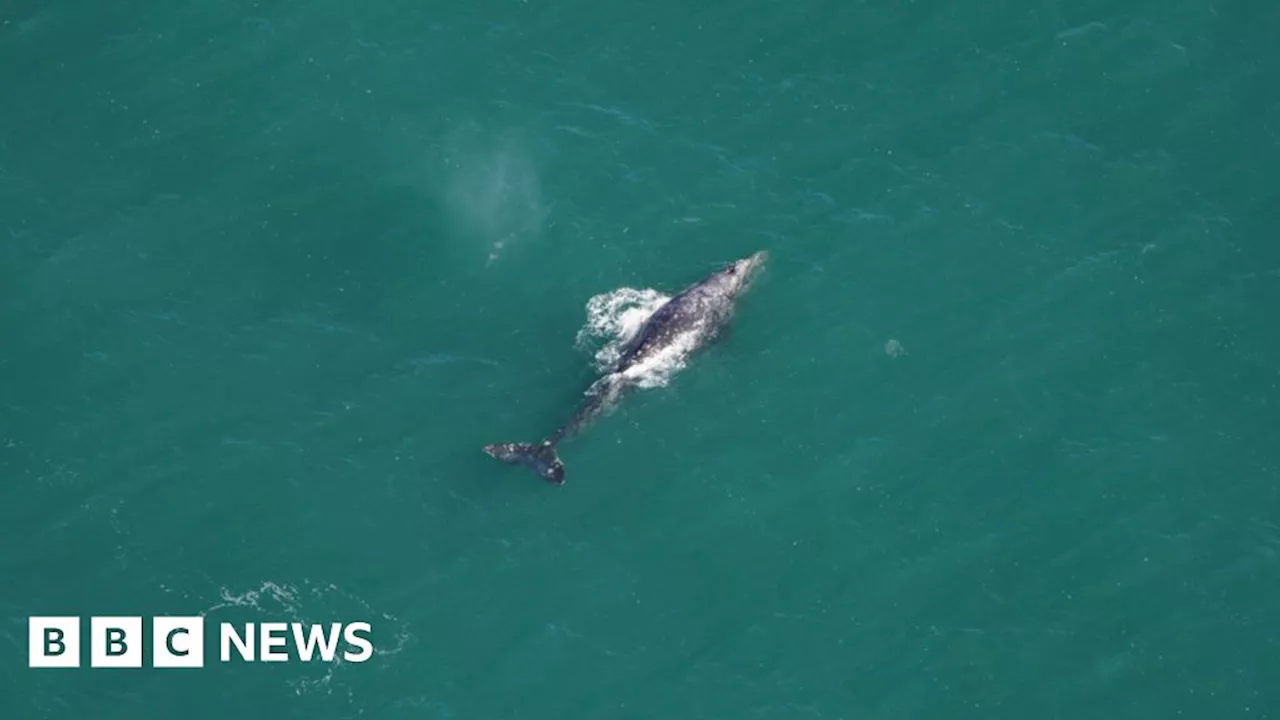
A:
[220, 623, 254, 662]
[260, 622, 288, 662]
[342, 622, 373, 663]
[291, 623, 342, 662]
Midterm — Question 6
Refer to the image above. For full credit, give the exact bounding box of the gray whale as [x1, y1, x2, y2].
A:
[483, 250, 768, 485]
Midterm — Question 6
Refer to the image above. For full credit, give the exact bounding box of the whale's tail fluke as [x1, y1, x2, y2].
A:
[483, 440, 565, 485]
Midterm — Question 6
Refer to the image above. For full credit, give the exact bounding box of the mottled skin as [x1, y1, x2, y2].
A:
[483, 250, 767, 485]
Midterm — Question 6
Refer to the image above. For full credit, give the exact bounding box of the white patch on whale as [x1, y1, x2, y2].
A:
[574, 286, 695, 388]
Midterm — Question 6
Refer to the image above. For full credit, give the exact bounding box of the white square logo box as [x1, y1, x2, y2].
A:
[91, 616, 142, 668]
[153, 617, 205, 668]
[29, 617, 80, 668]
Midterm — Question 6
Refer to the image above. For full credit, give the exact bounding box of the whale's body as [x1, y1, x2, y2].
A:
[483, 250, 767, 485]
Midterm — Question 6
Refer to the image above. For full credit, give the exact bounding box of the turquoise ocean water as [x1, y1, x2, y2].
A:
[3, 0, 1278, 717]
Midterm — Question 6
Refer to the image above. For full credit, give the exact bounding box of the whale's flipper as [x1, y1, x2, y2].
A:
[483, 440, 565, 485]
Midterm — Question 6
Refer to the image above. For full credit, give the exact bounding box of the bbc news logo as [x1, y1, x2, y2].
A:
[29, 617, 373, 668]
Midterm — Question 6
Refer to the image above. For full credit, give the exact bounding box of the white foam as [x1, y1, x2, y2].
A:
[574, 287, 694, 388]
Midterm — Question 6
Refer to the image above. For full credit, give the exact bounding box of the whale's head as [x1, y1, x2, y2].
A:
[711, 250, 768, 299]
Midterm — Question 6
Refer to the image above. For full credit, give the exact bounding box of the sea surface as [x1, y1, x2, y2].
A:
[2, 0, 1278, 718]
